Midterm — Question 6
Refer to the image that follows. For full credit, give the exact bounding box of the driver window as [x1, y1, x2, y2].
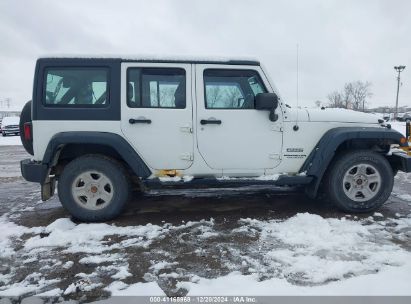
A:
[44, 68, 108, 106]
[204, 69, 267, 109]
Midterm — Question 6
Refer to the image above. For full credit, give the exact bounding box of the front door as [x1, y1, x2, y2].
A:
[195, 64, 283, 171]
[121, 63, 193, 170]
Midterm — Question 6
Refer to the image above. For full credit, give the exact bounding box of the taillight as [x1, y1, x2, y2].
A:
[24, 122, 32, 141]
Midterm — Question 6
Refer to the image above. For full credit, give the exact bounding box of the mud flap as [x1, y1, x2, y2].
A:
[41, 176, 56, 201]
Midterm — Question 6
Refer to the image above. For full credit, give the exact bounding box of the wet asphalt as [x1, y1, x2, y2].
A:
[0, 145, 410, 301]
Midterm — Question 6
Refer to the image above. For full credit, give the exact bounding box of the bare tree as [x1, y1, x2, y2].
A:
[348, 81, 372, 111]
[343, 83, 353, 109]
[327, 81, 372, 111]
[327, 91, 344, 108]
[314, 100, 322, 108]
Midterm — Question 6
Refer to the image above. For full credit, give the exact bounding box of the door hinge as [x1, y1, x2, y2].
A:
[180, 126, 193, 133]
[180, 153, 194, 161]
[271, 125, 283, 132]
[269, 153, 281, 160]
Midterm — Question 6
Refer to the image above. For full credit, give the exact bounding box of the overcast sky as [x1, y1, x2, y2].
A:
[0, 0, 410, 110]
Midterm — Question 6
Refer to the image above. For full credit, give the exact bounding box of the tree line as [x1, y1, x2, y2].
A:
[323, 81, 373, 111]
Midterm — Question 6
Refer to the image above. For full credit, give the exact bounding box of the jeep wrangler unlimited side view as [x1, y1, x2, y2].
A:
[19, 57, 411, 221]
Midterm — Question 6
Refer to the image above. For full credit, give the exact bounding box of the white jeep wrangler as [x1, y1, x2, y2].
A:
[19, 57, 411, 221]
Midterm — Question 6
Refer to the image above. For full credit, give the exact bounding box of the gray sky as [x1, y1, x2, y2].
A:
[0, 0, 410, 110]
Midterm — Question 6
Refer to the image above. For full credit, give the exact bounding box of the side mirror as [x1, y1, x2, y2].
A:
[255, 93, 278, 110]
[255, 93, 279, 122]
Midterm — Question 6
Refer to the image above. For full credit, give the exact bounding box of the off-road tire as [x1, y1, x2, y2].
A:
[58, 155, 131, 222]
[325, 150, 394, 213]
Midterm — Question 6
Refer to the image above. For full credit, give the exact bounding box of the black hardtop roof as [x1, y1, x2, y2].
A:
[38, 56, 260, 66]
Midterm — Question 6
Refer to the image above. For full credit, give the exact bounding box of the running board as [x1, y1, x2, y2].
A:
[142, 175, 313, 189]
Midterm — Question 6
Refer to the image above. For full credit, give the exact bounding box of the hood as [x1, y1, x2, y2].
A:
[1, 116, 20, 126]
[306, 108, 380, 124]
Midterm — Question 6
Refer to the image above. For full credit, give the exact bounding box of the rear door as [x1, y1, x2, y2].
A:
[120, 63, 193, 170]
[195, 64, 283, 171]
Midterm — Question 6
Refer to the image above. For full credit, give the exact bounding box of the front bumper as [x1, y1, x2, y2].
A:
[393, 152, 411, 172]
[20, 159, 48, 183]
[3, 128, 19, 134]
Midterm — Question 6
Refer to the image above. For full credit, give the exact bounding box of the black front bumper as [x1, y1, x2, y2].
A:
[393, 152, 411, 172]
[20, 159, 48, 183]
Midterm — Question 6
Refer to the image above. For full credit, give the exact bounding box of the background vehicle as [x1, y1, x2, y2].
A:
[1, 116, 20, 136]
[19, 57, 411, 221]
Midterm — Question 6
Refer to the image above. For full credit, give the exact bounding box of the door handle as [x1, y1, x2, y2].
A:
[200, 119, 222, 125]
[129, 118, 151, 124]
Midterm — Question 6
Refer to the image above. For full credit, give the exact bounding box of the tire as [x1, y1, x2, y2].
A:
[325, 150, 394, 213]
[2, 132, 6, 137]
[19, 100, 34, 155]
[58, 155, 131, 221]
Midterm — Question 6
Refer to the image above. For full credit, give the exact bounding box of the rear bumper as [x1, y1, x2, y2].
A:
[20, 159, 48, 183]
[393, 152, 411, 173]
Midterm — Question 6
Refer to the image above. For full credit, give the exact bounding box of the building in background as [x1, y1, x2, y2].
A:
[0, 98, 21, 120]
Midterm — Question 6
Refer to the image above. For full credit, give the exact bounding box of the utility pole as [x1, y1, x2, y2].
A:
[394, 65, 406, 120]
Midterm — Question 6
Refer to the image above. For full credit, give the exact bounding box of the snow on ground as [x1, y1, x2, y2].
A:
[180, 262, 411, 296]
[0, 135, 21, 146]
[0, 208, 411, 297]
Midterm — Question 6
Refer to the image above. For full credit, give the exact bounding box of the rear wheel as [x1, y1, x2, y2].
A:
[58, 155, 131, 221]
[326, 150, 393, 213]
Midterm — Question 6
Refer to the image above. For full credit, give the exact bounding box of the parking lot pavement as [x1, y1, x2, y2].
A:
[1, 145, 411, 300]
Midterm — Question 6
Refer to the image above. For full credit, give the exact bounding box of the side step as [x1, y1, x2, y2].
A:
[142, 175, 313, 189]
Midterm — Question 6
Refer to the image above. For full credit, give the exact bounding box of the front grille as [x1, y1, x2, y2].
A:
[5, 125, 19, 129]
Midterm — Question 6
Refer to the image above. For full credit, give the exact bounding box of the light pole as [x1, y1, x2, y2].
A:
[394, 65, 406, 120]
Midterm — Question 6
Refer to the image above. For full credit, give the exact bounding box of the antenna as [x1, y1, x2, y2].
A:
[294, 43, 300, 131]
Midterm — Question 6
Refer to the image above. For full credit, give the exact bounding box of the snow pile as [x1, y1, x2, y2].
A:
[0, 272, 60, 297]
[0, 216, 37, 258]
[238, 213, 411, 285]
[105, 281, 165, 296]
[1, 210, 410, 297]
[396, 193, 411, 202]
[24, 218, 167, 253]
[180, 262, 411, 296]
[0, 135, 22, 146]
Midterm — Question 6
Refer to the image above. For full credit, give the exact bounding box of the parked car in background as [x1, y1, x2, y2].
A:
[398, 112, 411, 122]
[1, 116, 20, 136]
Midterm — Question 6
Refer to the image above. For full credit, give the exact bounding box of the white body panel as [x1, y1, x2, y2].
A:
[32, 121, 123, 161]
[307, 108, 381, 124]
[195, 64, 283, 172]
[120, 62, 194, 170]
[32, 62, 383, 179]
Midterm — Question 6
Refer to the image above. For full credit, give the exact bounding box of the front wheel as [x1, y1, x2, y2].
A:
[326, 150, 394, 213]
[58, 155, 131, 221]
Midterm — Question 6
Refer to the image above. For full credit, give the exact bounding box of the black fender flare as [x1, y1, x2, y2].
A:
[301, 127, 405, 198]
[42, 132, 152, 178]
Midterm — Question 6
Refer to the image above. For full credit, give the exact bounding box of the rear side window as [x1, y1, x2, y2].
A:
[204, 69, 267, 109]
[127, 68, 186, 108]
[44, 68, 108, 106]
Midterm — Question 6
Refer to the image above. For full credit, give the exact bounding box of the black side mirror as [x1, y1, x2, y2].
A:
[255, 93, 279, 121]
